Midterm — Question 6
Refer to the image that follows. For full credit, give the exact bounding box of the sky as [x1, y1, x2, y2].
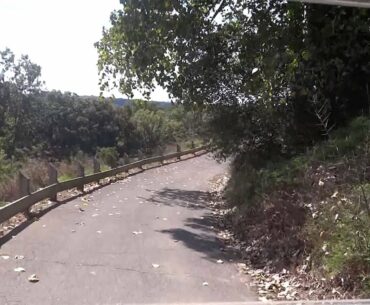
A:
[0, 0, 169, 100]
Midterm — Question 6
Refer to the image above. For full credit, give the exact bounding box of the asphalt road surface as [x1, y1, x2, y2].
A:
[0, 154, 256, 305]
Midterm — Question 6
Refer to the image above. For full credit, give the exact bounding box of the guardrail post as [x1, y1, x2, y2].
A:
[93, 158, 100, 173]
[137, 150, 144, 169]
[76, 162, 85, 192]
[18, 171, 32, 218]
[18, 171, 30, 198]
[48, 163, 58, 201]
[137, 149, 143, 160]
[176, 144, 181, 160]
[191, 141, 195, 149]
[123, 153, 130, 165]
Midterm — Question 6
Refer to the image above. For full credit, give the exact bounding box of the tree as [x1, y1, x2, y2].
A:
[0, 49, 43, 157]
[96, 1, 370, 161]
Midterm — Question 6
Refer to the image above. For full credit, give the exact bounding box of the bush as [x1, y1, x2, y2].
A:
[97, 147, 119, 168]
[0, 150, 13, 182]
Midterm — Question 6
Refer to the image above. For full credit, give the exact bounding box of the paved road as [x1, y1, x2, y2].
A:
[0, 154, 256, 305]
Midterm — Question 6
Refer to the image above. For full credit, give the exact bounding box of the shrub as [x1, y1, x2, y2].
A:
[97, 147, 119, 168]
[0, 150, 13, 182]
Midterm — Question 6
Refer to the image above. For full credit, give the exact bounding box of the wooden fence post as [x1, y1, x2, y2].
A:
[191, 141, 195, 149]
[176, 144, 181, 160]
[76, 162, 85, 192]
[93, 158, 100, 173]
[48, 163, 58, 201]
[18, 171, 30, 198]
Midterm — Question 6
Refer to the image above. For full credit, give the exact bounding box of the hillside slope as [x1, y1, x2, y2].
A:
[224, 116, 370, 299]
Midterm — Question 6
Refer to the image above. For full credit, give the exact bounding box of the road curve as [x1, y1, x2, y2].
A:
[0, 154, 256, 305]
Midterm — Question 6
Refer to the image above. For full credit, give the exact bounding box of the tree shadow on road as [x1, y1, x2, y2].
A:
[143, 187, 212, 210]
[147, 187, 240, 262]
[159, 214, 240, 262]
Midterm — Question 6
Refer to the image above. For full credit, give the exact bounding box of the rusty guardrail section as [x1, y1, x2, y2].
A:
[0, 146, 207, 225]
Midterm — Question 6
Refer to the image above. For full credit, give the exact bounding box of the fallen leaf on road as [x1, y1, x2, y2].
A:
[132, 231, 143, 235]
[108, 213, 113, 216]
[162, 218, 168, 221]
[217, 259, 224, 264]
[78, 207, 85, 212]
[92, 214, 99, 217]
[14, 267, 25, 273]
[152, 264, 160, 268]
[0, 255, 10, 260]
[71, 229, 76, 233]
[90, 271, 96, 275]
[28, 274, 39, 283]
[96, 230, 102, 234]
[202, 282, 209, 286]
[15, 255, 24, 260]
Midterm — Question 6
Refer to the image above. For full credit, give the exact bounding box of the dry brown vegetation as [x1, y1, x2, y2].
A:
[219, 117, 370, 300]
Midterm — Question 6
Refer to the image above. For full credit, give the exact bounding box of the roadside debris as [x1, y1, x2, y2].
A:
[28, 274, 39, 283]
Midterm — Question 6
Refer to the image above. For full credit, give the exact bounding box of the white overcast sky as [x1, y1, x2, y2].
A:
[0, 0, 169, 100]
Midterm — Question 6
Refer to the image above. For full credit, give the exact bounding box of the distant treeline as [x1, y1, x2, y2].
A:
[0, 48, 205, 181]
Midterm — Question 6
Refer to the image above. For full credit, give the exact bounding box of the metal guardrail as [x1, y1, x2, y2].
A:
[0, 146, 207, 225]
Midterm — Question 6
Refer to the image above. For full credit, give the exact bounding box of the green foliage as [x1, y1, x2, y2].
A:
[97, 1, 370, 162]
[1, 48, 204, 161]
[0, 150, 13, 182]
[305, 187, 370, 292]
[228, 116, 370, 208]
[97, 147, 119, 168]
[311, 117, 370, 161]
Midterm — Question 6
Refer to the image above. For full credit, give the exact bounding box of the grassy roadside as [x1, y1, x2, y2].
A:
[225, 116, 370, 299]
